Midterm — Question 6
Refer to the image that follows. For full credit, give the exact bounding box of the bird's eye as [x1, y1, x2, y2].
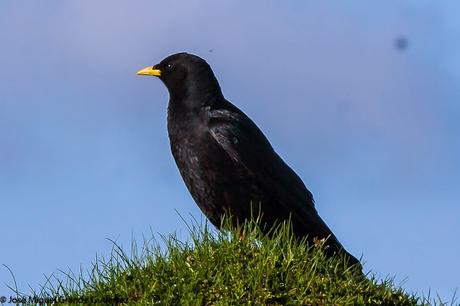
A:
[167, 63, 173, 70]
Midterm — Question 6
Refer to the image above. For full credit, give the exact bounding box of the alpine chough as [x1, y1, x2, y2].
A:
[137, 52, 360, 267]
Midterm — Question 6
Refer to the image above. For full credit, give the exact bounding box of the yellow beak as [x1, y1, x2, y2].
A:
[137, 66, 162, 77]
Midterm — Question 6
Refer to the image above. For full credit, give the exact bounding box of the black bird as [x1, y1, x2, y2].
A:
[137, 52, 360, 267]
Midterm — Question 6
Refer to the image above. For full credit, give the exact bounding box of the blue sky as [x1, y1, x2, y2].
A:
[0, 0, 459, 301]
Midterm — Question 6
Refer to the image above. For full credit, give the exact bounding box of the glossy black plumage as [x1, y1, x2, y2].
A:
[141, 52, 360, 267]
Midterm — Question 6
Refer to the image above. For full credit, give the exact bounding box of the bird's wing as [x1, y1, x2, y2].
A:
[207, 105, 316, 211]
[207, 104, 351, 251]
[207, 105, 345, 247]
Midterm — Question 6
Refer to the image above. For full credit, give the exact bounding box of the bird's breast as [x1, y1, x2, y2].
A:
[168, 125, 221, 218]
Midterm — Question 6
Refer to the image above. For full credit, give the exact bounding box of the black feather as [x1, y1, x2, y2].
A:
[145, 52, 360, 268]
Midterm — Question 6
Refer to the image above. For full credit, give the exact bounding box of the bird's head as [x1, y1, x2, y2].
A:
[137, 52, 223, 106]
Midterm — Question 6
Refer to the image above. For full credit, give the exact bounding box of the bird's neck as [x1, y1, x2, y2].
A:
[168, 82, 224, 115]
[167, 93, 221, 126]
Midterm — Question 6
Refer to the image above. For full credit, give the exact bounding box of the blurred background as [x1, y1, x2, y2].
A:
[0, 0, 459, 301]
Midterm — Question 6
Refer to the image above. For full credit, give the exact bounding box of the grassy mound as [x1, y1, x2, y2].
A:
[21, 219, 427, 305]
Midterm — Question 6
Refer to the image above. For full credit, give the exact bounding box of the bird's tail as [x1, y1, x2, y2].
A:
[323, 235, 362, 271]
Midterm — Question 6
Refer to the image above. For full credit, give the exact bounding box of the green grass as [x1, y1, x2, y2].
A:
[8, 217, 452, 305]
